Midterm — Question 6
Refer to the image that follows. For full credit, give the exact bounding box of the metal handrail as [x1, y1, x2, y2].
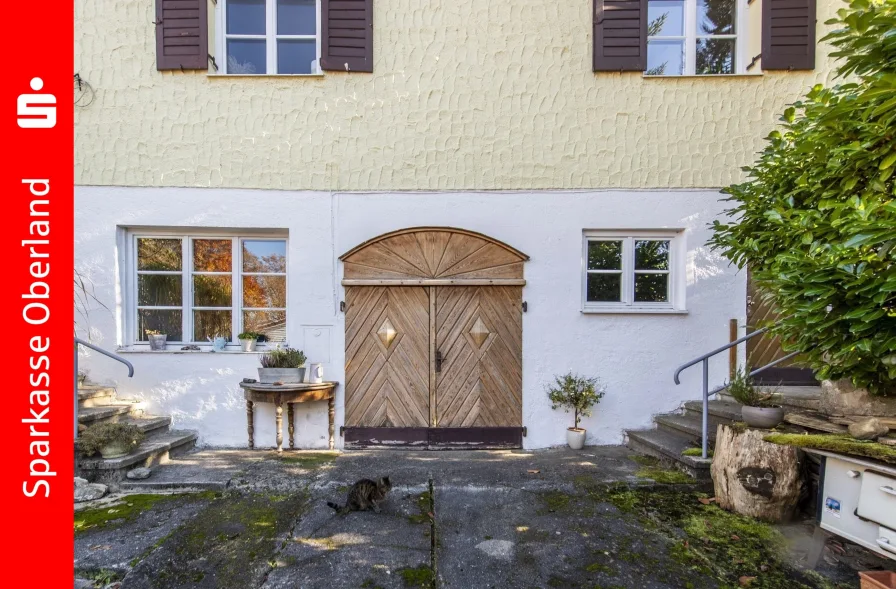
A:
[75, 337, 134, 439]
[672, 322, 800, 459]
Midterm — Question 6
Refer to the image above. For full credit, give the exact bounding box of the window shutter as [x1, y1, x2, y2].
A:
[155, 0, 209, 71]
[320, 0, 373, 73]
[761, 0, 816, 70]
[593, 0, 647, 72]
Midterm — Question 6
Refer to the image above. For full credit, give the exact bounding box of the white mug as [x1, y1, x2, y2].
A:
[310, 363, 323, 384]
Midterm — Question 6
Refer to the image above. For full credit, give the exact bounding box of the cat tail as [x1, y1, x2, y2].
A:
[326, 501, 342, 511]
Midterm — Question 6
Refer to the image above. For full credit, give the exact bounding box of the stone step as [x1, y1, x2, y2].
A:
[76, 430, 198, 486]
[625, 428, 712, 480]
[118, 460, 234, 493]
[77, 404, 143, 425]
[77, 385, 117, 408]
[684, 400, 742, 421]
[122, 415, 171, 436]
[655, 412, 728, 443]
[719, 386, 821, 412]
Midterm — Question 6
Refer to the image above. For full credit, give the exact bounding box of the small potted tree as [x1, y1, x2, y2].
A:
[727, 367, 784, 428]
[547, 372, 605, 450]
[238, 331, 260, 352]
[146, 330, 167, 351]
[258, 347, 307, 384]
[78, 422, 145, 459]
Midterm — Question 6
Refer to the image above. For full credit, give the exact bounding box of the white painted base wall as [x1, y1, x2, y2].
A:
[75, 186, 746, 450]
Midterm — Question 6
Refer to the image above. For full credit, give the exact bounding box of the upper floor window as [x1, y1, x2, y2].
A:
[582, 231, 685, 313]
[132, 233, 287, 346]
[221, 0, 320, 74]
[646, 0, 742, 75]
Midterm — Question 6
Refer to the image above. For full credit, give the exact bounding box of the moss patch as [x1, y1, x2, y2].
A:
[75, 492, 218, 535]
[399, 564, 435, 588]
[600, 487, 846, 588]
[408, 491, 434, 525]
[538, 491, 572, 514]
[276, 451, 339, 469]
[630, 456, 693, 484]
[682, 448, 714, 458]
[764, 433, 896, 464]
[131, 491, 308, 589]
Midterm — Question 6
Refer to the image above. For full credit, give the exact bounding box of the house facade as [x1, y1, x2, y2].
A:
[74, 0, 836, 449]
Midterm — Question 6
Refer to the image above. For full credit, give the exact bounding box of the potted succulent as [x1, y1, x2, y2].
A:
[547, 372, 605, 450]
[146, 330, 167, 351]
[726, 367, 784, 428]
[77, 422, 145, 459]
[258, 347, 307, 384]
[238, 331, 261, 352]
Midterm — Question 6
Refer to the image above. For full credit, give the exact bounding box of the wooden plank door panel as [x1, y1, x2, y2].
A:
[435, 286, 523, 428]
[344, 286, 431, 427]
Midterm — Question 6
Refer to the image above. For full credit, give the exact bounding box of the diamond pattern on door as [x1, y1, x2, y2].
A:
[344, 286, 430, 427]
[435, 286, 523, 428]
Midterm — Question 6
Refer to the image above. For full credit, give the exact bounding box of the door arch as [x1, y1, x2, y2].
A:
[340, 227, 528, 448]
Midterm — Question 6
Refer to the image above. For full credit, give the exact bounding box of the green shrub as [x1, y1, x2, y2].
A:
[77, 422, 145, 457]
[259, 347, 307, 368]
[725, 367, 779, 408]
[709, 0, 896, 396]
[546, 372, 605, 430]
[238, 331, 260, 340]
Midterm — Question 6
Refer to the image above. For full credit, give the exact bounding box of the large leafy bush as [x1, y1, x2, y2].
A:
[709, 0, 896, 395]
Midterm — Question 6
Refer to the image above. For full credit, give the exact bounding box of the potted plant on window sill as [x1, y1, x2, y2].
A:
[77, 422, 146, 459]
[258, 347, 307, 384]
[547, 372, 605, 450]
[238, 331, 261, 352]
[146, 330, 168, 351]
[726, 367, 784, 429]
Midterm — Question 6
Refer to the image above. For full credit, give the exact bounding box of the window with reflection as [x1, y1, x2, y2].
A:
[133, 235, 287, 345]
[583, 233, 680, 310]
[223, 0, 318, 74]
[647, 0, 739, 75]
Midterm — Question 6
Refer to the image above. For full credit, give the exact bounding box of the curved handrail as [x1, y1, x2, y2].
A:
[673, 325, 769, 385]
[75, 337, 134, 377]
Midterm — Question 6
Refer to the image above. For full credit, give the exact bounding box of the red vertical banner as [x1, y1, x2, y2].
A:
[3, 2, 74, 586]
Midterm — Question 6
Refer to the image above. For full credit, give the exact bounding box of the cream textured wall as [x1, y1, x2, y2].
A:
[74, 0, 838, 191]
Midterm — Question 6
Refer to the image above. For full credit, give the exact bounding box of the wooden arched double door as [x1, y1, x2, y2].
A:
[341, 228, 527, 448]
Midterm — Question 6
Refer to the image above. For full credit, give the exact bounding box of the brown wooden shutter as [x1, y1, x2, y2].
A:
[593, 0, 647, 72]
[320, 0, 373, 73]
[155, 0, 209, 71]
[761, 0, 816, 70]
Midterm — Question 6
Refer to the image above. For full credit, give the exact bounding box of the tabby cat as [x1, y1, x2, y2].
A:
[327, 476, 392, 515]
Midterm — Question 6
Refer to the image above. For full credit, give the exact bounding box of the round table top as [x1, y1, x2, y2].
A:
[238, 380, 338, 393]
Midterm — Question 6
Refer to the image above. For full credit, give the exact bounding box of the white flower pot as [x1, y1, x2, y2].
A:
[240, 338, 257, 352]
[741, 406, 784, 429]
[567, 428, 586, 450]
[258, 367, 305, 384]
[148, 334, 167, 351]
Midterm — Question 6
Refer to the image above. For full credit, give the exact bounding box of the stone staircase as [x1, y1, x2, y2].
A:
[625, 386, 822, 479]
[76, 385, 197, 487]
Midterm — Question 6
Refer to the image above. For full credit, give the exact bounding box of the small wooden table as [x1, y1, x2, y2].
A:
[239, 381, 338, 452]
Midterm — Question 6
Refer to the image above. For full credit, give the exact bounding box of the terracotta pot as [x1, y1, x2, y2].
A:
[567, 428, 586, 450]
[258, 367, 306, 384]
[99, 440, 131, 459]
[240, 338, 257, 352]
[741, 405, 784, 429]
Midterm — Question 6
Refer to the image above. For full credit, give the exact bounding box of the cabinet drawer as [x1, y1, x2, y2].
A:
[857, 471, 896, 530]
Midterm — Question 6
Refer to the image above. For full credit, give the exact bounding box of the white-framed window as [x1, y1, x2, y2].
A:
[129, 232, 287, 346]
[218, 0, 321, 74]
[646, 0, 745, 75]
[582, 231, 686, 312]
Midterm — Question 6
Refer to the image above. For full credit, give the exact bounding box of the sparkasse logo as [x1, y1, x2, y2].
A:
[17, 77, 56, 129]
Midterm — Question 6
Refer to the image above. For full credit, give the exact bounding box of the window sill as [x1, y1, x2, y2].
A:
[117, 347, 272, 354]
[642, 73, 762, 79]
[581, 307, 689, 315]
[207, 73, 325, 79]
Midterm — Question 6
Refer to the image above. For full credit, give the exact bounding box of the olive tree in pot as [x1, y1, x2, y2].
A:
[78, 422, 145, 459]
[258, 347, 307, 384]
[727, 367, 783, 429]
[547, 372, 605, 450]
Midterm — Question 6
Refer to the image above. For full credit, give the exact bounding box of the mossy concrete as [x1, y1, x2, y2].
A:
[764, 433, 896, 464]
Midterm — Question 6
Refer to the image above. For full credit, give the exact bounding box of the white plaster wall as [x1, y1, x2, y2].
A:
[76, 186, 745, 449]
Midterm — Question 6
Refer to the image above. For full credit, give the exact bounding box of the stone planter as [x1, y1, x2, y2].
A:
[240, 338, 258, 352]
[99, 440, 132, 459]
[567, 428, 586, 450]
[148, 334, 167, 351]
[821, 379, 896, 417]
[258, 367, 306, 384]
[741, 406, 784, 429]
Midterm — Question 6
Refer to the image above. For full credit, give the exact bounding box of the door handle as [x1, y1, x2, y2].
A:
[877, 537, 896, 554]
[435, 350, 443, 373]
[880, 485, 896, 496]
